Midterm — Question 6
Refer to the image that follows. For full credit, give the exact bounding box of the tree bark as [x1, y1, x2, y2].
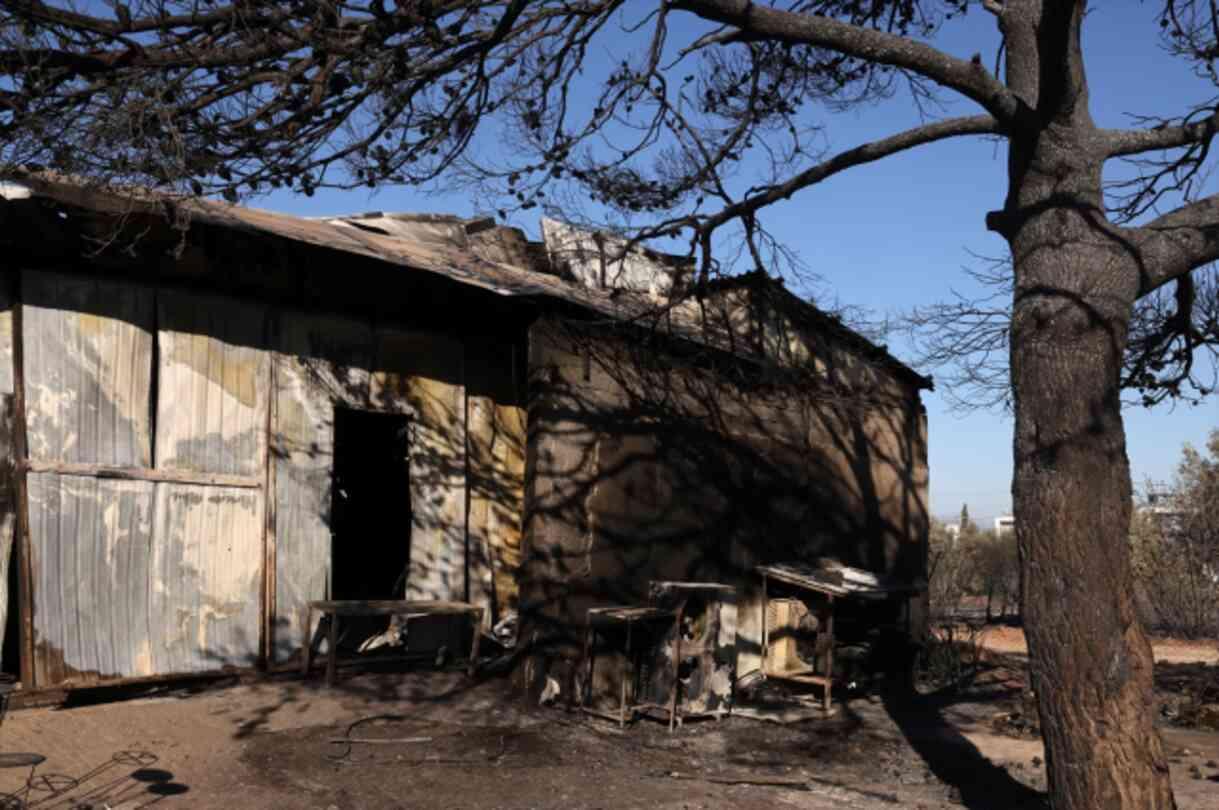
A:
[1010, 247, 1175, 809]
[999, 3, 1177, 807]
[1006, 182, 1176, 810]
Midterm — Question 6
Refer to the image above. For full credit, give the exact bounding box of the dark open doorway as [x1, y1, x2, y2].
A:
[330, 408, 412, 602]
[1, 538, 18, 681]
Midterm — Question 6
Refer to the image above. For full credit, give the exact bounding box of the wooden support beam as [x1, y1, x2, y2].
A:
[261, 340, 279, 669]
[10, 276, 35, 688]
[22, 459, 262, 489]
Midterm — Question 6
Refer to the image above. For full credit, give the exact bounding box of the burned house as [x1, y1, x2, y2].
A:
[0, 177, 929, 701]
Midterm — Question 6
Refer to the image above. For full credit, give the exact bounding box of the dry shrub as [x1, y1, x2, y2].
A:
[918, 622, 985, 690]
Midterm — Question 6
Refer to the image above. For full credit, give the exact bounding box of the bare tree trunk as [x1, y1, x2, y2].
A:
[998, 3, 1177, 804]
[1012, 309, 1174, 809]
[1007, 178, 1176, 810]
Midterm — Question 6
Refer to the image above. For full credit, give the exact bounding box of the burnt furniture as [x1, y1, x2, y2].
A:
[579, 582, 738, 730]
[644, 582, 737, 723]
[757, 563, 843, 713]
[580, 606, 680, 730]
[757, 562, 921, 712]
[302, 599, 484, 685]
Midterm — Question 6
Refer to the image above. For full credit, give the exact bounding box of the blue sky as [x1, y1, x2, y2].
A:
[255, 3, 1219, 524]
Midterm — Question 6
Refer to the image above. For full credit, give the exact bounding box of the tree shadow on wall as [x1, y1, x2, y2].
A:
[518, 315, 930, 695]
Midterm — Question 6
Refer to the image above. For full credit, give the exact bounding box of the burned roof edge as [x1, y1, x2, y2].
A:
[1, 175, 931, 391]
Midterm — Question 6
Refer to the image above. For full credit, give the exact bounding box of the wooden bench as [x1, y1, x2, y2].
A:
[302, 599, 485, 685]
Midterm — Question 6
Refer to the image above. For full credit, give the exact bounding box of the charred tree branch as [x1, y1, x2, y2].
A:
[692, 114, 1002, 234]
[669, 0, 1028, 125]
[1101, 108, 1219, 157]
[1130, 193, 1219, 294]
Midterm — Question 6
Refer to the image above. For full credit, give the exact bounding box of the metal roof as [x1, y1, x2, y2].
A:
[2, 175, 931, 390]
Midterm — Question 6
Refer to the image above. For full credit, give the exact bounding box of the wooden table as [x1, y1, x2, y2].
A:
[302, 599, 485, 685]
[757, 564, 849, 713]
[757, 562, 921, 712]
[579, 606, 682, 730]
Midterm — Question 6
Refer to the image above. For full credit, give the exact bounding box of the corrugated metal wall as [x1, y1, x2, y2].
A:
[272, 311, 374, 662]
[22, 271, 269, 685]
[373, 330, 469, 607]
[156, 292, 268, 477]
[14, 268, 527, 682]
[271, 318, 505, 659]
[22, 272, 154, 466]
[149, 484, 262, 674]
[466, 338, 526, 624]
[27, 473, 154, 684]
[0, 283, 15, 673]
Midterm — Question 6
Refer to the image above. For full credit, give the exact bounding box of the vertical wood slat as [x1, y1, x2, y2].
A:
[261, 323, 279, 668]
[10, 278, 35, 687]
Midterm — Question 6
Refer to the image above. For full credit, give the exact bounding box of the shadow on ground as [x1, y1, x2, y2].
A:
[0, 749, 188, 809]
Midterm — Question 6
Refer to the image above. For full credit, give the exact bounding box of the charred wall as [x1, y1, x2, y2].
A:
[521, 316, 929, 693]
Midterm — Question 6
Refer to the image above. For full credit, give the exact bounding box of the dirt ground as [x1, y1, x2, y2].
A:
[0, 635, 1213, 810]
[976, 624, 1219, 665]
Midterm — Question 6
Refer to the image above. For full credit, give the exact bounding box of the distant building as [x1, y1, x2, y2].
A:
[994, 516, 1015, 536]
[1136, 484, 1185, 534]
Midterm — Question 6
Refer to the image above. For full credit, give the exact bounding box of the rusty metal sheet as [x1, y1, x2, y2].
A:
[21, 270, 154, 466]
[372, 331, 467, 604]
[0, 285, 12, 673]
[27, 472, 156, 685]
[271, 311, 373, 662]
[155, 291, 269, 477]
[0, 282, 12, 396]
[467, 397, 525, 625]
[150, 483, 262, 674]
